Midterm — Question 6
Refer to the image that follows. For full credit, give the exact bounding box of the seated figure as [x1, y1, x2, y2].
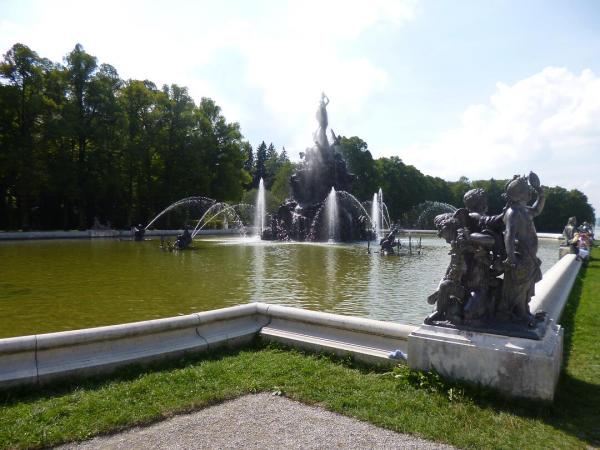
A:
[425, 209, 470, 325]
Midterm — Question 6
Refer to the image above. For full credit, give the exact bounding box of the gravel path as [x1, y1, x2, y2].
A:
[58, 393, 454, 449]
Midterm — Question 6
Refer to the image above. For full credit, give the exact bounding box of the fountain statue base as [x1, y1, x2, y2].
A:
[424, 311, 549, 340]
[408, 321, 563, 401]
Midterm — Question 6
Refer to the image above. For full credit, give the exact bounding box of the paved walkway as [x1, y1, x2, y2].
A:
[58, 393, 453, 449]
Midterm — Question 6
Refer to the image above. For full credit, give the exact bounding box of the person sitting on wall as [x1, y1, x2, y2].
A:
[572, 231, 590, 262]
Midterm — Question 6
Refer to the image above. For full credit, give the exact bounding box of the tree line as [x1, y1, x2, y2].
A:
[0, 43, 594, 232]
[0, 43, 251, 230]
[336, 136, 595, 232]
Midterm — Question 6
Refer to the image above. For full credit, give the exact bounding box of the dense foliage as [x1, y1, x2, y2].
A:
[0, 43, 594, 232]
[0, 43, 251, 229]
[337, 137, 595, 232]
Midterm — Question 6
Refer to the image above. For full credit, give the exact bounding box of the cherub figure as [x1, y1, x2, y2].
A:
[499, 172, 545, 322]
[425, 209, 471, 325]
[461, 188, 505, 323]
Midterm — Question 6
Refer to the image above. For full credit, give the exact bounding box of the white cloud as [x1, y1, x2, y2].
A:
[395, 67, 600, 213]
[0, 0, 417, 153]
[214, 0, 417, 153]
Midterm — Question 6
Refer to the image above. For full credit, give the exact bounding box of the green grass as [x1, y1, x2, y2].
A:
[1, 249, 599, 449]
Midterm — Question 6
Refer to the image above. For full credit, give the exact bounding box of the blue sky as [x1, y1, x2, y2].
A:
[1, 0, 599, 214]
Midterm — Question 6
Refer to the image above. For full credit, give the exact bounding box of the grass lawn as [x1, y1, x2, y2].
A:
[0, 249, 599, 449]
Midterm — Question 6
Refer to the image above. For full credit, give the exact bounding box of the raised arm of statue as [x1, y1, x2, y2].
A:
[527, 172, 545, 217]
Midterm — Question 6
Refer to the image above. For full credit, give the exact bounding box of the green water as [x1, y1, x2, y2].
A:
[0, 237, 559, 338]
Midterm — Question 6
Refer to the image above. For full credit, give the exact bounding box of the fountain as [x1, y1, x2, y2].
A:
[371, 192, 381, 240]
[191, 202, 249, 238]
[268, 94, 371, 242]
[145, 196, 215, 230]
[326, 187, 338, 241]
[254, 178, 266, 238]
[414, 201, 458, 229]
[141, 196, 250, 246]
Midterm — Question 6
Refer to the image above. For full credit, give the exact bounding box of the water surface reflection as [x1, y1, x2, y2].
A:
[0, 237, 559, 337]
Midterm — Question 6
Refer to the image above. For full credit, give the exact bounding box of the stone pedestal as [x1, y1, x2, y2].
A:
[407, 323, 563, 401]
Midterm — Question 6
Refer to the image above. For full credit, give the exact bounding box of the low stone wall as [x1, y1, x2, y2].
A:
[258, 303, 416, 366]
[0, 228, 241, 240]
[537, 232, 563, 240]
[529, 254, 581, 322]
[0, 303, 415, 389]
[0, 304, 267, 388]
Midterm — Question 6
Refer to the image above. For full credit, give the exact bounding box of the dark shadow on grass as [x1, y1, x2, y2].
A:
[0, 338, 268, 407]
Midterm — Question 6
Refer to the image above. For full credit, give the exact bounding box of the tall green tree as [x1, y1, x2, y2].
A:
[253, 141, 267, 187]
[337, 136, 377, 200]
[0, 43, 49, 228]
[535, 187, 595, 232]
[64, 43, 99, 228]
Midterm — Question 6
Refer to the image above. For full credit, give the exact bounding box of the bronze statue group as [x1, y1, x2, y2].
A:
[426, 172, 547, 332]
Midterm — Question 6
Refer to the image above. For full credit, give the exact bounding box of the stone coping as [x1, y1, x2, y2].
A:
[529, 253, 581, 322]
[0, 230, 563, 240]
[0, 229, 240, 240]
[0, 303, 415, 388]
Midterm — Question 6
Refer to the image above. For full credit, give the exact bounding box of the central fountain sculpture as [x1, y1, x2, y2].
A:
[266, 93, 370, 242]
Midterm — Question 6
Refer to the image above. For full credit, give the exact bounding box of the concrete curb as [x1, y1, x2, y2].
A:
[529, 253, 581, 322]
[0, 229, 241, 240]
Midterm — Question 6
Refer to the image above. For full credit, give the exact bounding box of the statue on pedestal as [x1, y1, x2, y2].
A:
[562, 216, 577, 247]
[425, 172, 548, 338]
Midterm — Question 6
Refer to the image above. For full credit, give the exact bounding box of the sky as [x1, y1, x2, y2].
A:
[1, 0, 599, 215]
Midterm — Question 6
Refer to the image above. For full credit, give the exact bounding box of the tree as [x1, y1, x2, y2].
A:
[337, 136, 377, 200]
[535, 187, 595, 232]
[242, 141, 253, 173]
[196, 97, 250, 201]
[0, 43, 49, 228]
[264, 143, 285, 189]
[271, 161, 295, 204]
[253, 141, 267, 187]
[64, 43, 99, 228]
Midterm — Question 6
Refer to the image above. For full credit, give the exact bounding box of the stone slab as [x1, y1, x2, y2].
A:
[407, 323, 563, 401]
[424, 313, 549, 340]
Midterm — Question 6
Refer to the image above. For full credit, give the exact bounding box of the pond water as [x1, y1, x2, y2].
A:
[0, 236, 559, 338]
